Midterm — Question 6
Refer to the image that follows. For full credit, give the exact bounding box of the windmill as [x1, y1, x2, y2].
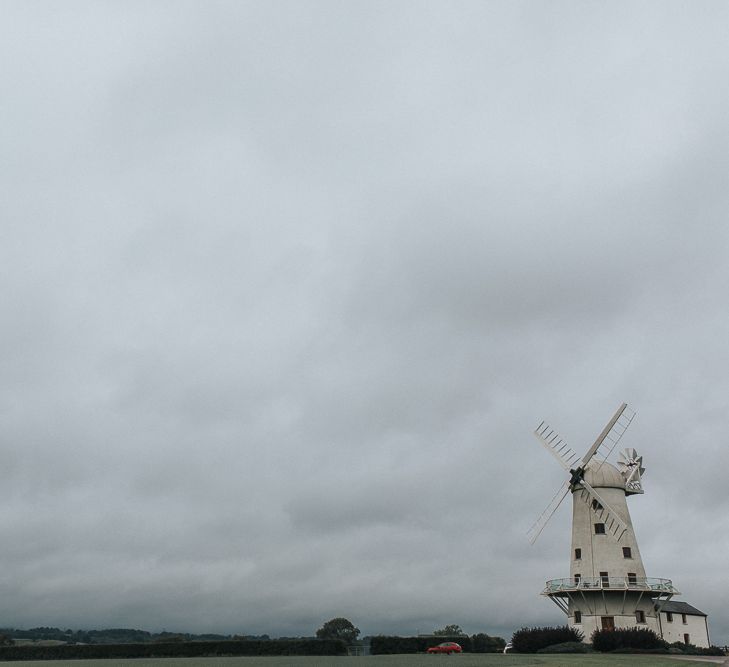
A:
[528, 403, 678, 637]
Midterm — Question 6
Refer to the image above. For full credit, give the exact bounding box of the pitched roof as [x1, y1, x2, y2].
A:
[660, 601, 707, 617]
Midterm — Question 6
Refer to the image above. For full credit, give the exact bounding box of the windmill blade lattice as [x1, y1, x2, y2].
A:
[527, 402, 636, 544]
[589, 405, 636, 474]
[527, 480, 571, 544]
[533, 422, 582, 472]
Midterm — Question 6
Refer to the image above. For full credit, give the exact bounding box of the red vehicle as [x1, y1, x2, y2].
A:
[427, 642, 462, 654]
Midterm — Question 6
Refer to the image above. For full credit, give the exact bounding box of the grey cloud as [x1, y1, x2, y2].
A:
[1, 0, 728, 645]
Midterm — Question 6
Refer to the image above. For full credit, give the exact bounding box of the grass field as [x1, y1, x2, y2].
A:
[0, 654, 721, 667]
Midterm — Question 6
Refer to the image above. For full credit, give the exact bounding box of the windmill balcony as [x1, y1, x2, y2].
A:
[543, 576, 679, 596]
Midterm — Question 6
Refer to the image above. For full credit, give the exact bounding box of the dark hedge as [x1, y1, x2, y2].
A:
[0, 639, 347, 661]
[371, 635, 471, 654]
[668, 641, 727, 656]
[370, 634, 505, 654]
[471, 633, 506, 652]
[591, 627, 666, 652]
[511, 626, 583, 653]
[537, 641, 593, 653]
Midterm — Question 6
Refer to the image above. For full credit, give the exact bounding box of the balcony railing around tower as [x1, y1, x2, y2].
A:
[543, 576, 678, 596]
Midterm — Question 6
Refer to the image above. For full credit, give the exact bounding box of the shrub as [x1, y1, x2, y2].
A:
[510, 626, 583, 653]
[669, 640, 696, 654]
[537, 641, 593, 653]
[471, 633, 506, 653]
[591, 627, 667, 652]
[669, 642, 727, 656]
[370, 636, 421, 654]
[611, 647, 669, 654]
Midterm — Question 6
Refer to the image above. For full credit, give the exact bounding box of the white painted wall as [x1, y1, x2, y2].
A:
[569, 462, 646, 582]
[567, 592, 660, 643]
[570, 612, 661, 643]
[659, 612, 710, 648]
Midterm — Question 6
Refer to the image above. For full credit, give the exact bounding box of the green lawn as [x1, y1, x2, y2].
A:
[0, 654, 721, 667]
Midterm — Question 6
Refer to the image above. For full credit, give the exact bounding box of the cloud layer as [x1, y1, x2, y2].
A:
[1, 1, 728, 643]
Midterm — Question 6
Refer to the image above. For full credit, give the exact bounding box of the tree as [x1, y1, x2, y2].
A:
[316, 618, 360, 643]
[433, 624, 464, 636]
[472, 633, 506, 653]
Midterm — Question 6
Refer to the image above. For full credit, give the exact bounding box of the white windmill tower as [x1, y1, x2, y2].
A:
[528, 403, 679, 639]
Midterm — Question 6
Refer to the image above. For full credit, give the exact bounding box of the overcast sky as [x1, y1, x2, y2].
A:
[1, 0, 728, 644]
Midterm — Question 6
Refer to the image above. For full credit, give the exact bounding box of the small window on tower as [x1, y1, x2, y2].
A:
[574, 573, 581, 585]
[682, 614, 687, 624]
[600, 571, 609, 587]
[594, 523, 606, 534]
[666, 612, 673, 623]
[575, 548, 582, 560]
[636, 610, 646, 623]
[574, 611, 582, 624]
[623, 546, 632, 558]
[592, 499, 603, 511]
[628, 572, 637, 585]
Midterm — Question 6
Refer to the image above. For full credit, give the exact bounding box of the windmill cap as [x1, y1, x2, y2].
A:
[581, 460, 626, 490]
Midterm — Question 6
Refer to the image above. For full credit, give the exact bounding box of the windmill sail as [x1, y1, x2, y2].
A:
[583, 404, 636, 472]
[529, 402, 636, 545]
[533, 422, 582, 472]
[527, 480, 571, 544]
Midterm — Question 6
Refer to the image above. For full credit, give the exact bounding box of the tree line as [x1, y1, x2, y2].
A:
[316, 618, 506, 653]
[0, 627, 270, 645]
[0, 618, 505, 656]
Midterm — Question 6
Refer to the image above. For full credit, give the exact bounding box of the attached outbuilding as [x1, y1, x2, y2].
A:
[657, 601, 710, 648]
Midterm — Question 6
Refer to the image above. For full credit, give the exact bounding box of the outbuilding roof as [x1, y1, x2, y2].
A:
[660, 601, 707, 617]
